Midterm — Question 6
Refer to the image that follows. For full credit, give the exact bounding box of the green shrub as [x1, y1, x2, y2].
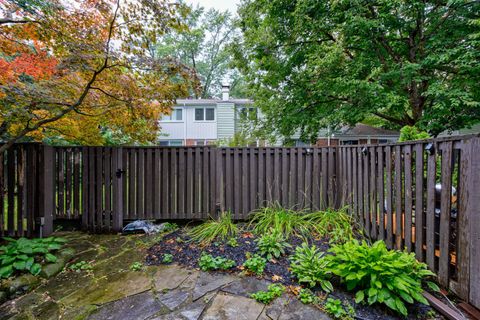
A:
[303, 208, 354, 243]
[248, 205, 314, 238]
[327, 240, 435, 316]
[250, 284, 285, 304]
[68, 260, 93, 273]
[130, 262, 143, 271]
[0, 237, 67, 279]
[255, 229, 291, 260]
[324, 298, 355, 320]
[243, 254, 266, 275]
[289, 243, 332, 292]
[198, 253, 235, 271]
[162, 253, 173, 264]
[298, 288, 319, 304]
[188, 212, 237, 245]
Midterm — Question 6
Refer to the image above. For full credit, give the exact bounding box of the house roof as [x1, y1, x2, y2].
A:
[175, 98, 253, 106]
[337, 124, 400, 138]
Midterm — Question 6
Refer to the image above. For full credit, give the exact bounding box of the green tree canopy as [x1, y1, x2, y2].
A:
[154, 3, 239, 98]
[232, 0, 480, 140]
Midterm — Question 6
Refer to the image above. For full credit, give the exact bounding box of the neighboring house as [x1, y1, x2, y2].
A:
[158, 86, 399, 146]
[158, 85, 254, 146]
[293, 124, 400, 146]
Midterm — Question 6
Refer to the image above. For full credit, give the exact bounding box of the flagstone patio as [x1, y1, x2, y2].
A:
[0, 232, 330, 320]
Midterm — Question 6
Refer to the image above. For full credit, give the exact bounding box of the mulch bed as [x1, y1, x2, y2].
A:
[146, 229, 439, 320]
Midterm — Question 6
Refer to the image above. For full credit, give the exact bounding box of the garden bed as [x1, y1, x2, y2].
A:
[146, 227, 438, 320]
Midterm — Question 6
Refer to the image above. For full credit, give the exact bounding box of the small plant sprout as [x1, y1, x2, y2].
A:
[130, 262, 143, 271]
[298, 288, 319, 304]
[227, 238, 239, 247]
[162, 253, 173, 264]
[198, 253, 235, 271]
[324, 298, 355, 320]
[243, 254, 266, 275]
[250, 284, 285, 304]
[68, 260, 93, 273]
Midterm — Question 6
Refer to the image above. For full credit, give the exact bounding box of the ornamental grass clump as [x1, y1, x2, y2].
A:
[187, 211, 237, 245]
[303, 208, 354, 243]
[327, 240, 436, 316]
[248, 204, 314, 238]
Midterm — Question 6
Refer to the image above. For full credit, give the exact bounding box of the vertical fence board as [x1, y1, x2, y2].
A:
[438, 142, 453, 287]
[385, 146, 394, 249]
[404, 145, 413, 252]
[394, 146, 403, 250]
[377, 146, 385, 240]
[415, 143, 425, 261]
[426, 144, 437, 271]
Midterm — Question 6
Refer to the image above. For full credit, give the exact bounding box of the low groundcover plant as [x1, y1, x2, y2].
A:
[0, 237, 67, 278]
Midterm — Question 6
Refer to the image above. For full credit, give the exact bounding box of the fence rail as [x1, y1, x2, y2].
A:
[1, 135, 479, 308]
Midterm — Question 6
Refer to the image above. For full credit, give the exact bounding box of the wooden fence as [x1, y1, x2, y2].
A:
[51, 146, 337, 230]
[337, 135, 480, 309]
[1, 135, 479, 308]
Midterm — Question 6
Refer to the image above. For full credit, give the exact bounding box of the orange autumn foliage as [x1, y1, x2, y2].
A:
[0, 0, 199, 148]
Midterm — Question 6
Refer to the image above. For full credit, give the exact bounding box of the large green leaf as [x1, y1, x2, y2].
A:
[29, 263, 42, 276]
[45, 253, 57, 263]
[0, 265, 13, 278]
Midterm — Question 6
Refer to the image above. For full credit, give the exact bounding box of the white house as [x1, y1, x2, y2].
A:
[158, 85, 254, 146]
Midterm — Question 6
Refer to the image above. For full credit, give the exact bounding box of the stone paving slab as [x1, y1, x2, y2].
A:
[0, 232, 331, 320]
[202, 292, 265, 320]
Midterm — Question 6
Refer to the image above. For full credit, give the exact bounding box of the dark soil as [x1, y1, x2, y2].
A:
[146, 229, 440, 320]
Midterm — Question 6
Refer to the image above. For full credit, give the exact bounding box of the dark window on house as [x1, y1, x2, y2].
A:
[195, 108, 204, 121]
[205, 108, 215, 121]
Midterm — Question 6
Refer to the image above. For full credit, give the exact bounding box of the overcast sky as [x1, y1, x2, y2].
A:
[187, 0, 240, 13]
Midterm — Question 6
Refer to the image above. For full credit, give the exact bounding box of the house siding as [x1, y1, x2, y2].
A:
[217, 103, 235, 139]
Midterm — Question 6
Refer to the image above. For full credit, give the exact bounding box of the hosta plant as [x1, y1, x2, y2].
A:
[255, 229, 291, 260]
[198, 253, 235, 271]
[0, 237, 67, 279]
[327, 240, 435, 316]
[289, 242, 333, 292]
[298, 288, 319, 304]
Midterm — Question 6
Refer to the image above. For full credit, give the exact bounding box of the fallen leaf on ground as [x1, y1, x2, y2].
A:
[272, 274, 283, 282]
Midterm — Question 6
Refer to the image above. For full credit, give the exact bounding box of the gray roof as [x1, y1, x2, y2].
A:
[175, 98, 253, 106]
[337, 124, 399, 137]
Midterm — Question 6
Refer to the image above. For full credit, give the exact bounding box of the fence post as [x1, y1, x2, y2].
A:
[38, 145, 55, 237]
[465, 137, 480, 308]
[112, 147, 124, 231]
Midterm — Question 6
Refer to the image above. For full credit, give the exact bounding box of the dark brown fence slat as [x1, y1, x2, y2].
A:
[170, 148, 177, 218]
[357, 148, 364, 230]
[370, 146, 377, 239]
[385, 146, 394, 249]
[65, 149, 72, 218]
[438, 141, 453, 287]
[104, 148, 111, 231]
[377, 146, 385, 241]
[7, 147, 15, 236]
[363, 147, 370, 236]
[145, 148, 153, 219]
[426, 143, 437, 271]
[414, 143, 425, 261]
[394, 145, 403, 250]
[153, 149, 161, 218]
[404, 145, 413, 252]
[73, 149, 81, 218]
